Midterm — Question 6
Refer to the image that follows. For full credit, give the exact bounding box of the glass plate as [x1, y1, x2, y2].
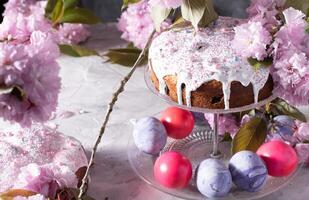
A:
[127, 123, 303, 200]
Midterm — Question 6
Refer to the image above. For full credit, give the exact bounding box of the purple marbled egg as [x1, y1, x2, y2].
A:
[196, 158, 232, 198]
[229, 151, 268, 192]
[268, 115, 297, 144]
[133, 117, 167, 155]
[191, 111, 207, 126]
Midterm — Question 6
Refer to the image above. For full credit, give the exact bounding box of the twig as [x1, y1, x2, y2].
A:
[78, 30, 156, 199]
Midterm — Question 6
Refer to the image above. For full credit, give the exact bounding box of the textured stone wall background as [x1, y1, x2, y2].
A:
[81, 0, 251, 22]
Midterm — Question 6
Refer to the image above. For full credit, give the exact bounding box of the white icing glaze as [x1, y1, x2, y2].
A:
[149, 17, 270, 109]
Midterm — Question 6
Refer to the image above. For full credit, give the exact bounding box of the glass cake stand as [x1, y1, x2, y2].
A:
[126, 66, 303, 200]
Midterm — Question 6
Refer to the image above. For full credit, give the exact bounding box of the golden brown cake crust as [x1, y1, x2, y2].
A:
[150, 68, 274, 109]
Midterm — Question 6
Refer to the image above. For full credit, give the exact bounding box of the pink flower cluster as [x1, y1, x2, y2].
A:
[204, 114, 239, 138]
[118, 0, 171, 49]
[14, 163, 77, 199]
[0, 31, 61, 127]
[247, 0, 286, 32]
[232, 21, 272, 61]
[233, 0, 309, 106]
[0, 0, 90, 45]
[271, 8, 309, 105]
[57, 23, 90, 45]
[0, 1, 52, 43]
[0, 0, 93, 126]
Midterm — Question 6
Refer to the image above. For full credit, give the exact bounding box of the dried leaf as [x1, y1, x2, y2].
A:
[199, 0, 218, 27]
[59, 44, 99, 57]
[104, 47, 147, 67]
[181, 0, 206, 29]
[181, 0, 217, 29]
[270, 98, 307, 122]
[232, 117, 267, 155]
[75, 166, 87, 187]
[150, 6, 171, 31]
[0, 189, 36, 199]
[60, 8, 101, 24]
[57, 188, 95, 200]
[122, 0, 142, 9]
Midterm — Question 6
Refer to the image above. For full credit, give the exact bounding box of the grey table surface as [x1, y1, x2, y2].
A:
[48, 24, 309, 200]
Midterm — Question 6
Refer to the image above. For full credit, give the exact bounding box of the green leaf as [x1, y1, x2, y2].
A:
[60, 8, 101, 24]
[45, 0, 58, 19]
[104, 47, 147, 67]
[247, 57, 273, 70]
[64, 0, 79, 10]
[270, 98, 307, 122]
[51, 0, 65, 24]
[59, 44, 99, 57]
[181, 0, 217, 29]
[122, 0, 142, 9]
[232, 117, 267, 155]
[220, 132, 232, 143]
[151, 6, 171, 31]
[199, 0, 218, 27]
[285, 0, 309, 14]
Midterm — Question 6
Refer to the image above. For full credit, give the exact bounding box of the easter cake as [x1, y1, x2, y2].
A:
[0, 125, 88, 194]
[148, 17, 273, 109]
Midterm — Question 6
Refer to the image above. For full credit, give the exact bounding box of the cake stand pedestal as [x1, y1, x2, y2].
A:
[126, 66, 302, 200]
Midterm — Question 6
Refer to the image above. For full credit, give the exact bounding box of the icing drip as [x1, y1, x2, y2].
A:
[149, 17, 270, 109]
[176, 81, 183, 105]
[222, 82, 231, 109]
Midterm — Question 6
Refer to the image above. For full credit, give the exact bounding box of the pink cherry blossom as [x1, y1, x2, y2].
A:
[118, 0, 154, 49]
[247, 0, 285, 18]
[57, 23, 90, 45]
[0, 1, 52, 42]
[28, 31, 60, 63]
[272, 53, 309, 105]
[0, 40, 61, 127]
[204, 114, 239, 138]
[149, 0, 183, 9]
[232, 21, 272, 61]
[3, 0, 36, 16]
[118, 0, 171, 49]
[283, 7, 306, 25]
[272, 8, 308, 60]
[14, 163, 77, 198]
[247, 0, 285, 32]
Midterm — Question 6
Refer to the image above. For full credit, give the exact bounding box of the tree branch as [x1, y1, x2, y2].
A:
[78, 30, 156, 199]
